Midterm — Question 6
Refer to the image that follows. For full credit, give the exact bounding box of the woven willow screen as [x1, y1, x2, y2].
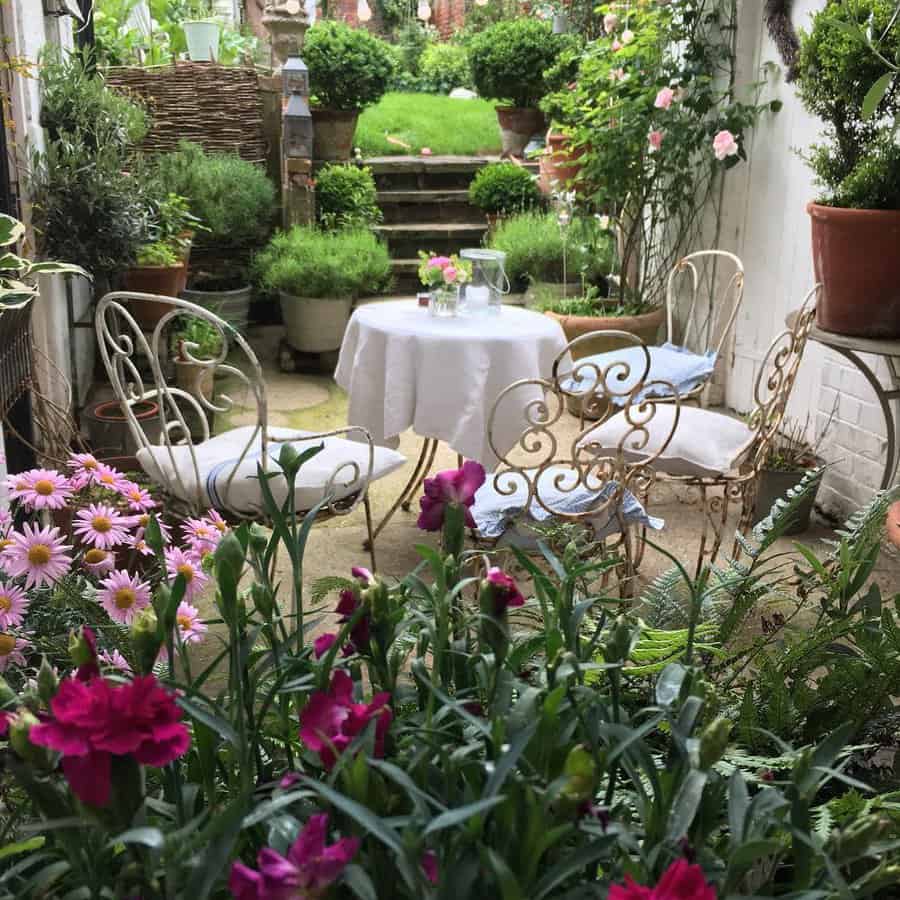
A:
[105, 63, 268, 165]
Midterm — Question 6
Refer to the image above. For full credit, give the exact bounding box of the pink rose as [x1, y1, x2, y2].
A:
[654, 87, 674, 110]
[428, 256, 451, 269]
[421, 147, 432, 156]
[713, 129, 739, 161]
[442, 265, 458, 284]
[612, 39, 622, 52]
[603, 12, 619, 32]
[621, 29, 634, 44]
[648, 130, 664, 152]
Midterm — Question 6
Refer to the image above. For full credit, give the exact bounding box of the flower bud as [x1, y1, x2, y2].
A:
[828, 815, 890, 862]
[698, 718, 731, 769]
[68, 626, 96, 669]
[131, 607, 161, 675]
[9, 709, 51, 768]
[37, 657, 59, 705]
[249, 523, 269, 553]
[251, 583, 275, 620]
[561, 744, 597, 806]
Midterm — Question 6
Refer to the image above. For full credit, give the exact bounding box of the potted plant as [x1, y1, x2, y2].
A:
[156, 142, 276, 331]
[303, 21, 395, 161]
[170, 317, 224, 402]
[467, 19, 571, 157]
[182, 0, 221, 62]
[488, 210, 608, 304]
[796, 0, 900, 338]
[123, 241, 187, 328]
[468, 162, 542, 229]
[753, 416, 829, 534]
[315, 163, 382, 231]
[255, 226, 392, 353]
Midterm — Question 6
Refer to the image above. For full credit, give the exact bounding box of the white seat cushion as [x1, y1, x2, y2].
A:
[561, 343, 717, 404]
[136, 426, 406, 514]
[578, 405, 755, 477]
[472, 464, 664, 543]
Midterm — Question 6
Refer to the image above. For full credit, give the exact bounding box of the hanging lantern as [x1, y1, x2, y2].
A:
[281, 55, 309, 98]
[357, 0, 372, 21]
[283, 93, 313, 159]
[417, 0, 431, 21]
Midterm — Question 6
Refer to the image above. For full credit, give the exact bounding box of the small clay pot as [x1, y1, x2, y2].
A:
[886, 500, 900, 550]
[311, 109, 359, 161]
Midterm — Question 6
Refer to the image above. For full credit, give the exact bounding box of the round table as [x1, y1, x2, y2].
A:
[334, 300, 569, 539]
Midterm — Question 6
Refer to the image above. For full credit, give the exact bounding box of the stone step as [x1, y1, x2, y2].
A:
[377, 189, 482, 226]
[365, 155, 539, 191]
[390, 258, 422, 293]
[375, 222, 488, 259]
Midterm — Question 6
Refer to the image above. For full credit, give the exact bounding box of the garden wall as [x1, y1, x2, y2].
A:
[719, 0, 889, 517]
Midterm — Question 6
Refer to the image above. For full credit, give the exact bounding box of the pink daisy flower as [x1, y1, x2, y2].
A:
[206, 509, 229, 535]
[132, 514, 171, 544]
[73, 503, 131, 550]
[119, 481, 157, 512]
[3, 524, 73, 589]
[93, 463, 130, 493]
[0, 632, 28, 671]
[175, 601, 207, 645]
[97, 569, 151, 625]
[182, 517, 221, 558]
[98, 648, 133, 675]
[165, 547, 208, 600]
[67, 452, 101, 489]
[82, 547, 116, 575]
[7, 468, 72, 511]
[0, 582, 29, 629]
[0, 507, 13, 536]
[127, 534, 154, 557]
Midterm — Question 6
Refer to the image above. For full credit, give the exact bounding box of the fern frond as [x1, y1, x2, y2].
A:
[750, 466, 825, 553]
[638, 567, 691, 628]
[310, 576, 355, 606]
[830, 484, 900, 564]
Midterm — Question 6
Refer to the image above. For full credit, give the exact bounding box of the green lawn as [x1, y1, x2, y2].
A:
[354, 92, 502, 157]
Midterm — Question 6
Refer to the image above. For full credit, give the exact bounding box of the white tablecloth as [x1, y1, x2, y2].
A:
[334, 301, 569, 469]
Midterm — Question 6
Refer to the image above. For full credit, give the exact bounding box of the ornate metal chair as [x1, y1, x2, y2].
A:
[94, 292, 407, 568]
[580, 286, 820, 575]
[479, 330, 681, 584]
[562, 250, 744, 412]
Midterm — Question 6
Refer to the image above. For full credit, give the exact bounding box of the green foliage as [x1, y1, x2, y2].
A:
[796, 0, 900, 208]
[467, 18, 570, 108]
[170, 317, 223, 359]
[155, 142, 275, 250]
[304, 21, 395, 112]
[488, 211, 613, 287]
[536, 288, 651, 317]
[314, 164, 382, 232]
[394, 19, 431, 76]
[354, 92, 501, 156]
[39, 48, 149, 150]
[255, 226, 392, 299]
[468, 162, 541, 215]
[419, 41, 473, 94]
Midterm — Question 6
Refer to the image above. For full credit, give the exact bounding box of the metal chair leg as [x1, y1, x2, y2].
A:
[364, 494, 377, 572]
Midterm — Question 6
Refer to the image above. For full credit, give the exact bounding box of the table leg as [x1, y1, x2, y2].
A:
[364, 437, 439, 549]
[828, 347, 898, 490]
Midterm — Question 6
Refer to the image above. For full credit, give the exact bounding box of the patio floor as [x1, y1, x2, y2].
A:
[189, 325, 900, 639]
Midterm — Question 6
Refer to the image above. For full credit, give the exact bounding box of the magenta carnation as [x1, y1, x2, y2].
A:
[417, 460, 485, 532]
[229, 813, 358, 900]
[29, 674, 190, 807]
[609, 860, 717, 900]
[299, 669, 391, 770]
[485, 567, 526, 614]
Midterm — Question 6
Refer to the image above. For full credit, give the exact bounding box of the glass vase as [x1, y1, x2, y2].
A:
[429, 286, 459, 318]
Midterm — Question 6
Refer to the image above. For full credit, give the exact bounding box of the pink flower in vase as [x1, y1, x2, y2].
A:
[442, 265, 458, 284]
[428, 256, 452, 269]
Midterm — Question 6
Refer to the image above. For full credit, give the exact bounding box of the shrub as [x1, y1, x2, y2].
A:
[796, 0, 900, 208]
[303, 21, 395, 112]
[135, 241, 179, 267]
[468, 162, 541, 215]
[314, 164, 382, 231]
[467, 18, 569, 108]
[419, 41, 472, 93]
[255, 226, 392, 299]
[39, 47, 148, 151]
[489, 211, 612, 287]
[155, 142, 275, 250]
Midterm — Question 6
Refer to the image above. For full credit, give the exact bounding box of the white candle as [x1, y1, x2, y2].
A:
[467, 284, 490, 314]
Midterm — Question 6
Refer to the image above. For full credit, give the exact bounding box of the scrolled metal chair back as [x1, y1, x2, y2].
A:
[746, 284, 820, 473]
[665, 250, 745, 358]
[487, 330, 681, 530]
[95, 291, 267, 514]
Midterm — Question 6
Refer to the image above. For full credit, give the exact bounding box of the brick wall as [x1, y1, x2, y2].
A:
[433, 0, 467, 37]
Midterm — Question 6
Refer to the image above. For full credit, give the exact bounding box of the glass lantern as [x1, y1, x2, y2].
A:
[460, 248, 509, 316]
[282, 56, 309, 97]
[283, 93, 313, 158]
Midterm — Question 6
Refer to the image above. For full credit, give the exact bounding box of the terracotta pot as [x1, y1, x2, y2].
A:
[83, 399, 162, 458]
[545, 305, 665, 359]
[123, 264, 185, 329]
[496, 106, 545, 158]
[539, 132, 585, 194]
[887, 500, 900, 550]
[311, 109, 359, 161]
[808, 202, 900, 338]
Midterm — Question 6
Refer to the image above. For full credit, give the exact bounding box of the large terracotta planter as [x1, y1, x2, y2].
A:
[887, 500, 900, 550]
[312, 109, 359, 161]
[545, 305, 665, 359]
[123, 264, 185, 329]
[539, 132, 585, 194]
[496, 106, 545, 158]
[808, 202, 900, 338]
